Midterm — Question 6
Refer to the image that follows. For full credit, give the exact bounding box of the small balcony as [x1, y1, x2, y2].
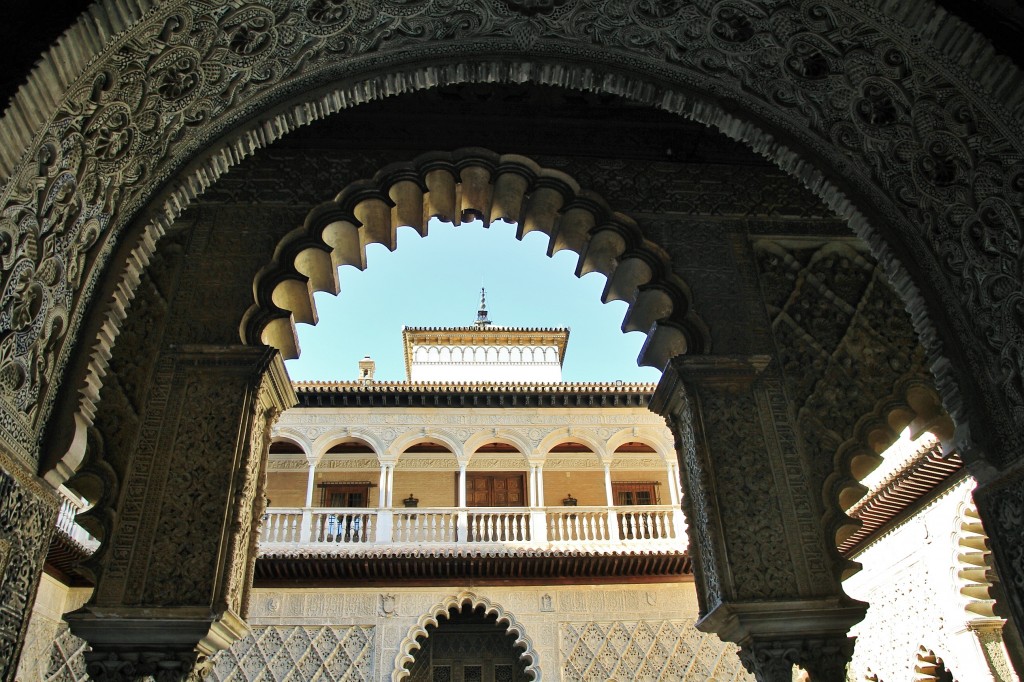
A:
[258, 504, 685, 554]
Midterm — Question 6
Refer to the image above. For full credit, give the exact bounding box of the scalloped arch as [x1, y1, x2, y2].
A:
[827, 380, 954, 571]
[950, 492, 999, 621]
[392, 591, 540, 682]
[240, 149, 708, 370]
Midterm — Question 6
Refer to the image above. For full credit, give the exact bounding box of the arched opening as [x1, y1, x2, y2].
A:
[396, 593, 538, 682]
[403, 603, 533, 682]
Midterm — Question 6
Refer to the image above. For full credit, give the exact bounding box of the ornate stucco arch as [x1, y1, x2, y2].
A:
[825, 381, 955, 565]
[15, 1, 1022, 498]
[950, 493, 999, 623]
[389, 429, 463, 462]
[464, 429, 533, 464]
[536, 429, 607, 462]
[310, 431, 386, 463]
[605, 428, 675, 465]
[392, 591, 540, 682]
[268, 430, 312, 458]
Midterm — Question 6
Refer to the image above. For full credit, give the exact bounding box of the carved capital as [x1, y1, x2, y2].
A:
[698, 598, 864, 651]
[738, 635, 854, 681]
[67, 605, 248, 663]
[83, 650, 212, 682]
[651, 354, 772, 417]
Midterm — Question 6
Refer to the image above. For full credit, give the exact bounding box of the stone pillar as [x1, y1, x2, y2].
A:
[304, 460, 317, 508]
[385, 464, 395, 507]
[665, 460, 681, 506]
[602, 461, 620, 542]
[65, 345, 295, 680]
[458, 463, 468, 508]
[377, 464, 388, 508]
[651, 355, 865, 682]
[300, 459, 317, 543]
[0, 454, 58, 682]
[457, 462, 468, 543]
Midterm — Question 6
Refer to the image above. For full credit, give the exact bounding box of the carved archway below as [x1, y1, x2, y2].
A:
[393, 591, 539, 682]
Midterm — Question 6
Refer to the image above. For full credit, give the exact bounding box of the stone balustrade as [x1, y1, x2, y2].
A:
[259, 504, 685, 552]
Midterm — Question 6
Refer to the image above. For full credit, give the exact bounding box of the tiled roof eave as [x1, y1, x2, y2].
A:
[840, 446, 966, 557]
[253, 547, 692, 583]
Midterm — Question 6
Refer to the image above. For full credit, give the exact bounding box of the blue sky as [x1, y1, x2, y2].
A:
[284, 218, 663, 383]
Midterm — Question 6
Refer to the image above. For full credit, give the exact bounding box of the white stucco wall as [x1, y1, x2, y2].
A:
[844, 477, 1017, 682]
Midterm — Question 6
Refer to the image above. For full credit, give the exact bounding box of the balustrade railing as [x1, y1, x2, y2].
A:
[259, 504, 683, 551]
[547, 506, 610, 542]
[616, 505, 677, 541]
[55, 492, 99, 549]
[393, 509, 457, 543]
[467, 509, 531, 543]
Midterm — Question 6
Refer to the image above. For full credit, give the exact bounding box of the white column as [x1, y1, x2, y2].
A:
[536, 464, 545, 507]
[376, 461, 395, 543]
[457, 463, 468, 543]
[603, 463, 615, 506]
[604, 462, 619, 542]
[668, 461, 686, 542]
[385, 464, 395, 507]
[666, 461, 681, 506]
[304, 461, 317, 508]
[300, 460, 316, 543]
[528, 462, 546, 543]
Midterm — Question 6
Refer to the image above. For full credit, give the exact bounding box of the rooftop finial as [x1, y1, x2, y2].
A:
[475, 287, 491, 327]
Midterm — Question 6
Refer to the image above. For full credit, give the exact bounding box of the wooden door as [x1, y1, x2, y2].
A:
[466, 473, 525, 507]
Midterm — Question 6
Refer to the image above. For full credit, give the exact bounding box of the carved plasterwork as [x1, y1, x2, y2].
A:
[0, 465, 56, 682]
[38, 584, 750, 680]
[394, 455, 458, 471]
[267, 456, 309, 471]
[208, 625, 375, 682]
[698, 386, 801, 600]
[844, 478, 1012, 681]
[202, 148, 837, 220]
[754, 239, 934, 571]
[318, 457, 381, 471]
[560, 620, 752, 681]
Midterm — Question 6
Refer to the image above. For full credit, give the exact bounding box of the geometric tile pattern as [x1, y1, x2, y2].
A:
[560, 620, 752, 682]
[208, 626, 375, 682]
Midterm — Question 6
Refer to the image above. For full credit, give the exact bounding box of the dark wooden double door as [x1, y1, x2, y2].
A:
[466, 473, 525, 507]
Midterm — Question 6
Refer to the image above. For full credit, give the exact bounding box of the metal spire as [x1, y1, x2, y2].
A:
[475, 287, 491, 327]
